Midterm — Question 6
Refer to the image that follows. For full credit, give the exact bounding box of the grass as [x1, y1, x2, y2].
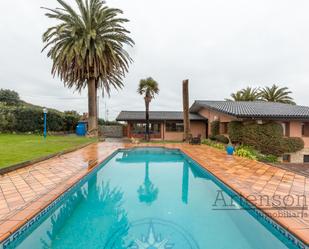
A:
[0, 134, 97, 169]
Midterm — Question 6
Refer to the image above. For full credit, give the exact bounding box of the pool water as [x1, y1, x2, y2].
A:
[12, 148, 298, 249]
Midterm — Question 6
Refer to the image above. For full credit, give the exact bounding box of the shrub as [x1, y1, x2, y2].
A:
[201, 139, 225, 150]
[281, 137, 304, 153]
[235, 147, 257, 160]
[214, 134, 229, 144]
[0, 105, 80, 133]
[210, 120, 220, 136]
[63, 112, 80, 132]
[240, 122, 286, 156]
[0, 89, 20, 105]
[98, 118, 122, 126]
[257, 154, 278, 163]
[228, 121, 243, 143]
[235, 145, 258, 160]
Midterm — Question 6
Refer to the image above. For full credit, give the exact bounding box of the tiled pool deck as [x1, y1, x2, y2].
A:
[0, 142, 308, 245]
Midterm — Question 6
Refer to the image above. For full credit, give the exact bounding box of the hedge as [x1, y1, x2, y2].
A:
[214, 134, 229, 144]
[227, 121, 243, 143]
[210, 120, 220, 136]
[0, 105, 80, 133]
[281, 137, 304, 153]
[228, 121, 304, 156]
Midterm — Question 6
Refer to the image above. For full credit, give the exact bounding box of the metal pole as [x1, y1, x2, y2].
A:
[43, 113, 47, 139]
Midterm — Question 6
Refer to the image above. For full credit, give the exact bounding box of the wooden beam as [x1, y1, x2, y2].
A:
[183, 79, 191, 141]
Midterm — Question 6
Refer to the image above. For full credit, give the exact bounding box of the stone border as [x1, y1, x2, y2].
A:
[0, 141, 96, 175]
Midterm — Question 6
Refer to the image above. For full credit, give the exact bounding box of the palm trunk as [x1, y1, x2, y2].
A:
[87, 78, 98, 136]
[183, 79, 190, 142]
[145, 98, 150, 141]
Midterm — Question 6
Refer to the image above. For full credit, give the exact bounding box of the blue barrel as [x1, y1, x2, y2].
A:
[76, 121, 87, 136]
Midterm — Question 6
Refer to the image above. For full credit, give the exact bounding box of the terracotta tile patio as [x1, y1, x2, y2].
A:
[0, 142, 308, 245]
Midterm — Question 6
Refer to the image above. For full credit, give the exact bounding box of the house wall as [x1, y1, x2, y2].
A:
[198, 108, 236, 136]
[125, 120, 206, 141]
[191, 121, 207, 138]
[126, 122, 163, 139]
[284, 121, 309, 163]
[289, 121, 309, 147]
[164, 121, 207, 141]
[164, 131, 184, 141]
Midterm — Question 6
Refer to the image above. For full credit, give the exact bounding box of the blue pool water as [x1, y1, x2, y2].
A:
[8, 148, 299, 249]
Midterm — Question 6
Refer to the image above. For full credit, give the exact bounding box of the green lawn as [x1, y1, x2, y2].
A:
[0, 134, 97, 169]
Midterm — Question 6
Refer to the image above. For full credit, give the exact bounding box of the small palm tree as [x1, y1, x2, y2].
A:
[260, 84, 295, 104]
[137, 77, 159, 141]
[226, 87, 260, 101]
[42, 0, 134, 136]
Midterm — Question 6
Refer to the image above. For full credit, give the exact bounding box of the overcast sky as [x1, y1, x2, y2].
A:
[1, 0, 309, 119]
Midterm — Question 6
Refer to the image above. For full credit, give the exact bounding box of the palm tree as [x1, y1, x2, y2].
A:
[260, 84, 295, 104]
[42, 0, 134, 136]
[226, 87, 260, 101]
[137, 77, 159, 141]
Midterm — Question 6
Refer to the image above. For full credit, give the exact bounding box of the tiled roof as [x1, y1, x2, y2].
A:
[190, 100, 309, 119]
[116, 111, 206, 121]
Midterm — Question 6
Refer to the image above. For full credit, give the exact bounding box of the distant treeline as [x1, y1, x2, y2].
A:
[0, 89, 80, 133]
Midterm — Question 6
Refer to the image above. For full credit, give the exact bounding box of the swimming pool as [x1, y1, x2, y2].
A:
[2, 147, 305, 248]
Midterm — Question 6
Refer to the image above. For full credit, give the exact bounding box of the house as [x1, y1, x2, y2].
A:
[116, 100, 309, 163]
[116, 111, 208, 141]
[190, 100, 309, 163]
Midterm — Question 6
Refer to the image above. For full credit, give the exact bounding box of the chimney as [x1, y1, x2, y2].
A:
[182, 79, 190, 141]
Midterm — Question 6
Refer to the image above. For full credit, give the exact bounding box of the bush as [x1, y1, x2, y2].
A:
[227, 121, 304, 157]
[0, 89, 20, 105]
[201, 139, 225, 150]
[240, 122, 287, 156]
[98, 118, 121, 126]
[214, 134, 229, 144]
[235, 146, 257, 160]
[228, 121, 243, 143]
[210, 121, 220, 136]
[63, 111, 80, 132]
[0, 105, 80, 133]
[281, 137, 304, 153]
[257, 154, 278, 163]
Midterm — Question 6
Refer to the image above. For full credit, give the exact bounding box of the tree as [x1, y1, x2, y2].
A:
[42, 0, 134, 136]
[137, 77, 159, 141]
[260, 84, 295, 104]
[0, 89, 20, 105]
[226, 87, 260, 101]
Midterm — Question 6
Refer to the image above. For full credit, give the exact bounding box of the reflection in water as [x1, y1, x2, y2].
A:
[40, 188, 87, 249]
[137, 161, 159, 205]
[39, 174, 132, 249]
[182, 163, 189, 204]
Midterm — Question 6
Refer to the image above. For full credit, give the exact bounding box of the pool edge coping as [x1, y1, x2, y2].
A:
[0, 145, 119, 246]
[0, 144, 308, 248]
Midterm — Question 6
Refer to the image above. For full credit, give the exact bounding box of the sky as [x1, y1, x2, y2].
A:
[1, 0, 309, 120]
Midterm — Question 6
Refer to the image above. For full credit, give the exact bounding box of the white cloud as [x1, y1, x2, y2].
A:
[0, 0, 309, 119]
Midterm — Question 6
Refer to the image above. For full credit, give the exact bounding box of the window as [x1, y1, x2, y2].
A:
[302, 123, 309, 137]
[304, 155, 309, 163]
[131, 123, 160, 134]
[282, 154, 290, 163]
[282, 122, 290, 137]
[166, 122, 184, 132]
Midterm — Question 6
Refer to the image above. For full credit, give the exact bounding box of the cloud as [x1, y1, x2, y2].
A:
[1, 0, 309, 119]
